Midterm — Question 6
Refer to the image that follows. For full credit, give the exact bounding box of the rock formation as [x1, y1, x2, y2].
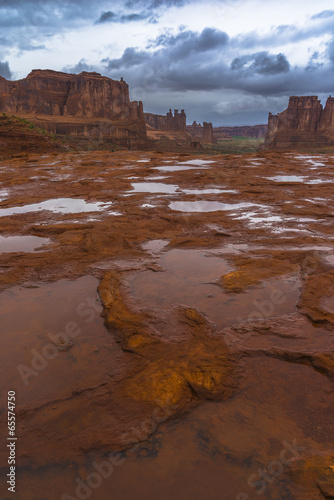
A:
[144, 109, 186, 132]
[213, 124, 267, 140]
[202, 122, 216, 143]
[186, 121, 216, 144]
[0, 70, 146, 145]
[264, 95, 334, 150]
[145, 111, 217, 145]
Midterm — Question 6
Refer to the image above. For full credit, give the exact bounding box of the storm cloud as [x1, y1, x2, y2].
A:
[102, 28, 293, 93]
[96, 10, 157, 24]
[2, 0, 334, 124]
[0, 60, 12, 79]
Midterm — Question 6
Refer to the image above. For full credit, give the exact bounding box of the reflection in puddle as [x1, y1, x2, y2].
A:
[0, 189, 9, 201]
[169, 201, 256, 212]
[267, 175, 306, 182]
[154, 165, 209, 172]
[0, 276, 115, 407]
[142, 239, 170, 252]
[181, 188, 237, 195]
[236, 212, 283, 224]
[0, 235, 50, 253]
[267, 174, 331, 184]
[130, 248, 299, 329]
[307, 178, 331, 184]
[131, 182, 180, 194]
[179, 159, 215, 166]
[0, 198, 113, 217]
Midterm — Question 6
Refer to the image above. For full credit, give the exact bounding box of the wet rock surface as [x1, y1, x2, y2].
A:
[0, 150, 333, 499]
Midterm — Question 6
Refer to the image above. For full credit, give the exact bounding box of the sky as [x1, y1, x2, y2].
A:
[1, 0, 334, 125]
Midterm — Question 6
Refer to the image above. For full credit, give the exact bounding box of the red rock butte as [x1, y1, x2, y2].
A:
[0, 69, 147, 146]
[264, 95, 334, 150]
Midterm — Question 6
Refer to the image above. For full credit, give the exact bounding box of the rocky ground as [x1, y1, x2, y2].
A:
[0, 149, 333, 499]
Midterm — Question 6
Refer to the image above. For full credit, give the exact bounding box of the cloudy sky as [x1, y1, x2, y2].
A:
[1, 0, 334, 125]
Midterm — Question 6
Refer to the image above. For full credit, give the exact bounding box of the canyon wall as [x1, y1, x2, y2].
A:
[264, 95, 334, 150]
[213, 124, 267, 140]
[145, 111, 217, 145]
[0, 70, 146, 144]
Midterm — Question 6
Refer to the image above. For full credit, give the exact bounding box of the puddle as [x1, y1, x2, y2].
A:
[169, 201, 256, 212]
[131, 182, 180, 194]
[141, 204, 155, 208]
[270, 227, 313, 234]
[307, 178, 331, 184]
[0, 198, 113, 217]
[267, 174, 330, 184]
[142, 239, 170, 252]
[236, 213, 283, 224]
[0, 189, 9, 201]
[0, 235, 50, 253]
[179, 159, 215, 166]
[181, 188, 236, 195]
[293, 156, 326, 167]
[129, 248, 299, 330]
[13, 355, 333, 500]
[49, 174, 73, 182]
[305, 198, 328, 203]
[267, 175, 306, 182]
[0, 276, 118, 406]
[154, 165, 209, 172]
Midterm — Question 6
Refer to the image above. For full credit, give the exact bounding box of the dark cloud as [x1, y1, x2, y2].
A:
[231, 52, 290, 75]
[150, 27, 229, 51]
[102, 29, 291, 95]
[125, 0, 186, 9]
[96, 10, 157, 24]
[305, 51, 324, 72]
[0, 61, 12, 79]
[63, 58, 99, 74]
[0, 0, 93, 27]
[102, 48, 151, 70]
[97, 11, 117, 23]
[101, 28, 232, 95]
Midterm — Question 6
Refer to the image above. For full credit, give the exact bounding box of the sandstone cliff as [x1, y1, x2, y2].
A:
[144, 109, 186, 132]
[264, 95, 334, 150]
[0, 70, 146, 145]
[186, 121, 216, 144]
